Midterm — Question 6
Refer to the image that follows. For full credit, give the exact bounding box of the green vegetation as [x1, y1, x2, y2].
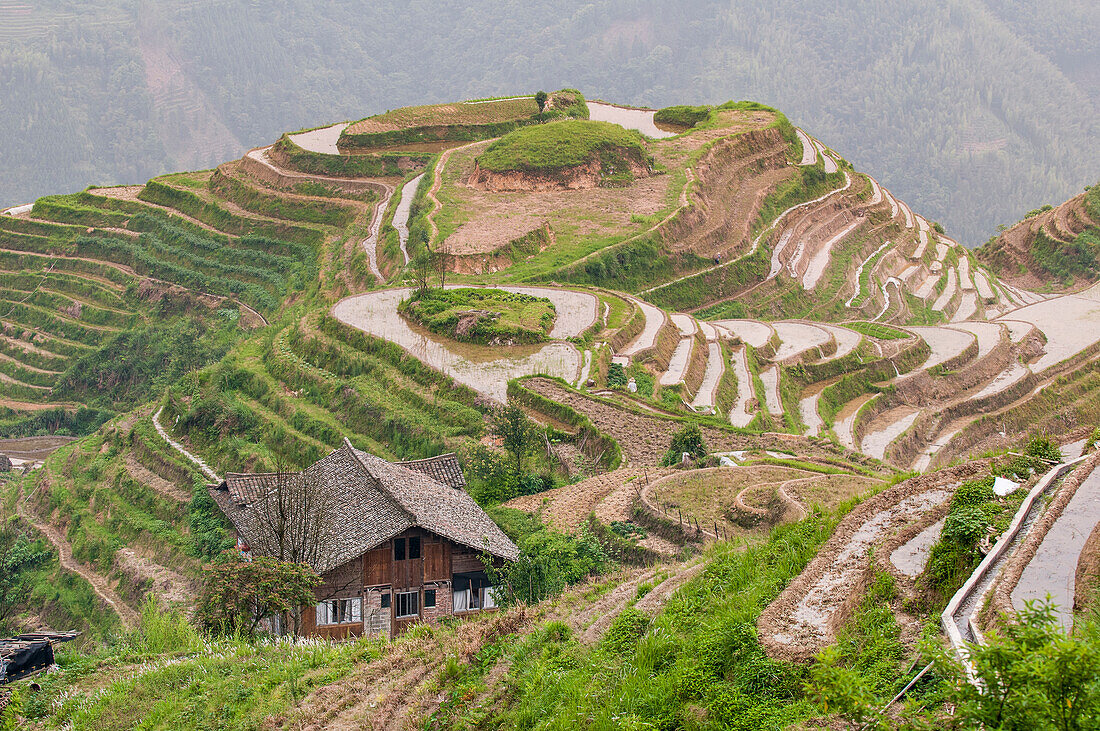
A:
[270, 134, 431, 177]
[1029, 228, 1099, 285]
[653, 104, 713, 128]
[399, 287, 556, 345]
[476, 120, 651, 184]
[844, 321, 910, 340]
[339, 90, 588, 150]
[660, 421, 707, 466]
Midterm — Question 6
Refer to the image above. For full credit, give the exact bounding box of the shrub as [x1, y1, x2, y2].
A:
[195, 553, 320, 637]
[653, 105, 713, 128]
[661, 422, 707, 465]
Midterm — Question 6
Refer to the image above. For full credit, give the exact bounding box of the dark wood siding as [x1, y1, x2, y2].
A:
[364, 547, 389, 587]
[424, 539, 450, 581]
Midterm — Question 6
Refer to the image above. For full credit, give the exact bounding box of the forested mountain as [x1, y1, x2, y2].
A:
[1, 0, 1097, 244]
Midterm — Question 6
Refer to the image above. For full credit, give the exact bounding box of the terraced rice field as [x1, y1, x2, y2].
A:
[908, 326, 975, 371]
[773, 322, 831, 362]
[587, 101, 675, 139]
[728, 346, 755, 427]
[332, 288, 585, 401]
[690, 342, 724, 410]
[288, 122, 348, 155]
[1013, 464, 1100, 627]
[996, 283, 1100, 372]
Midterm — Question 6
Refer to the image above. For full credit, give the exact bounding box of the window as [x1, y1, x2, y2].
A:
[424, 589, 436, 608]
[380, 593, 391, 609]
[396, 591, 419, 619]
[393, 537, 405, 561]
[408, 536, 421, 560]
[316, 598, 362, 626]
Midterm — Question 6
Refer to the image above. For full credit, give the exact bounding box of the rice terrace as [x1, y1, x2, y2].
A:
[2, 85, 1100, 730]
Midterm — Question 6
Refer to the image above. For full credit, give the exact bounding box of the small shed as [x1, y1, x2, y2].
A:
[0, 631, 80, 684]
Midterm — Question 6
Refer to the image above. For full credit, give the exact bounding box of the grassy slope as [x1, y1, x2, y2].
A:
[477, 120, 651, 175]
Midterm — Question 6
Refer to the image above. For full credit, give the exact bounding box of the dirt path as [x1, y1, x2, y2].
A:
[153, 406, 219, 482]
[427, 140, 485, 244]
[16, 486, 139, 630]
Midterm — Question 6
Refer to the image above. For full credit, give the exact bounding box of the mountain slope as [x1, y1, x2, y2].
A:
[1, 1, 1098, 246]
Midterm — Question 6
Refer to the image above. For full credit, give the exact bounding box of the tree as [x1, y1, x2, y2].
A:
[492, 403, 537, 475]
[195, 553, 320, 637]
[245, 467, 342, 571]
[435, 240, 452, 289]
[941, 600, 1100, 731]
[0, 534, 49, 624]
[661, 422, 707, 465]
[411, 250, 432, 293]
[535, 90, 548, 116]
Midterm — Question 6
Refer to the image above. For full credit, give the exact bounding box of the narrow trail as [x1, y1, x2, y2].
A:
[17, 486, 139, 630]
[426, 140, 485, 245]
[153, 406, 220, 482]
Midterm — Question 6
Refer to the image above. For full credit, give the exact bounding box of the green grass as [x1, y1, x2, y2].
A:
[477, 120, 652, 178]
[399, 287, 556, 345]
[844, 321, 910, 340]
[653, 105, 713, 128]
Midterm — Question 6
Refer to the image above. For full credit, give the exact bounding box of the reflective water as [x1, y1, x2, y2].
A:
[332, 288, 583, 402]
[587, 102, 676, 139]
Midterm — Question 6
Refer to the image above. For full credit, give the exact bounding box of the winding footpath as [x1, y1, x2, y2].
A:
[17, 484, 140, 630]
[153, 406, 221, 482]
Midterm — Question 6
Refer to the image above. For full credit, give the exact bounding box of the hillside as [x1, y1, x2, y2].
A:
[977, 184, 1100, 291]
[3, 91, 1100, 728]
[1, 2, 1099, 246]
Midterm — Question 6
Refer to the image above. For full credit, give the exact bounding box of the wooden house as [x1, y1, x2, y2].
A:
[209, 439, 519, 639]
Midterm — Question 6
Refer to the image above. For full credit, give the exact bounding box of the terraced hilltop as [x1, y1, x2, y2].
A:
[3, 90, 1100, 729]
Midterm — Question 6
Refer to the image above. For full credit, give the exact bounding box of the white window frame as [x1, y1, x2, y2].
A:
[315, 597, 363, 626]
[395, 590, 419, 619]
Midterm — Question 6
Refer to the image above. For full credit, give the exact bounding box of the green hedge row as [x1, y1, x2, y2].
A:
[138, 180, 324, 247]
[271, 135, 431, 178]
[210, 168, 359, 228]
[507, 376, 622, 471]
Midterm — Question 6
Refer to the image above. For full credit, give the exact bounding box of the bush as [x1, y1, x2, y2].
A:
[196, 553, 320, 637]
[486, 523, 609, 604]
[661, 422, 707, 465]
[653, 105, 713, 128]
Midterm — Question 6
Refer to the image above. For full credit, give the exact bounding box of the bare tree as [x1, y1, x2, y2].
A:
[412, 250, 433, 293]
[241, 464, 345, 633]
[435, 240, 453, 289]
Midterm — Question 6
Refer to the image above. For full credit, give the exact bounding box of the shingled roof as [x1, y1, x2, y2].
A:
[210, 441, 518, 573]
[396, 453, 466, 489]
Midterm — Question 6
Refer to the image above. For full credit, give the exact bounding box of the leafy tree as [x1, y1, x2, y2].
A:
[492, 403, 538, 474]
[661, 421, 707, 465]
[483, 522, 608, 604]
[0, 534, 50, 625]
[535, 90, 548, 115]
[195, 552, 320, 637]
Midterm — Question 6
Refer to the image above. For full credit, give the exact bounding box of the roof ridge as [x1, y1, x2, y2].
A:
[343, 438, 418, 524]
